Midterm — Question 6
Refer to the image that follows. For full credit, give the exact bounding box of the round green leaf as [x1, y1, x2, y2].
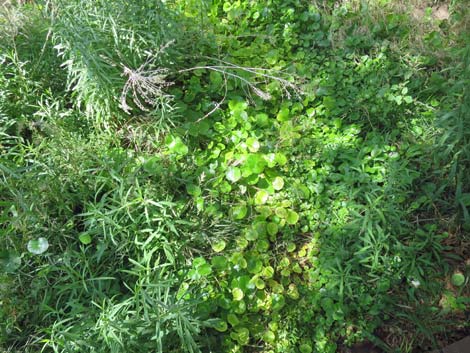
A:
[226, 167, 241, 183]
[238, 258, 248, 269]
[186, 184, 202, 196]
[286, 210, 299, 225]
[231, 204, 248, 220]
[222, 2, 231, 12]
[257, 206, 272, 218]
[275, 207, 287, 219]
[254, 113, 269, 127]
[287, 283, 300, 299]
[253, 221, 267, 237]
[244, 154, 266, 175]
[211, 240, 226, 253]
[272, 293, 286, 311]
[214, 320, 228, 332]
[246, 137, 260, 153]
[188, 268, 199, 280]
[256, 239, 270, 252]
[265, 153, 277, 168]
[237, 236, 249, 249]
[279, 257, 290, 268]
[300, 343, 313, 353]
[247, 258, 263, 274]
[232, 287, 244, 301]
[255, 190, 269, 205]
[236, 275, 251, 291]
[451, 273, 466, 287]
[277, 107, 290, 121]
[255, 278, 266, 289]
[166, 135, 188, 155]
[193, 257, 206, 268]
[272, 176, 284, 191]
[211, 256, 228, 270]
[275, 153, 288, 166]
[227, 313, 239, 326]
[244, 229, 258, 241]
[209, 71, 223, 87]
[143, 157, 161, 174]
[263, 330, 276, 344]
[27, 238, 49, 255]
[262, 266, 275, 278]
[197, 263, 212, 277]
[286, 242, 296, 252]
[236, 327, 250, 345]
[79, 233, 92, 245]
[219, 181, 232, 194]
[267, 222, 278, 236]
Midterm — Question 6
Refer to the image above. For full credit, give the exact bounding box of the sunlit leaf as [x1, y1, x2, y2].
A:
[27, 238, 49, 255]
[272, 176, 284, 190]
[232, 287, 244, 301]
[226, 167, 241, 183]
[255, 190, 269, 205]
[211, 240, 226, 253]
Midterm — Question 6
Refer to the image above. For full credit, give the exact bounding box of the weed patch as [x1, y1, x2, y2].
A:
[1, 1, 469, 353]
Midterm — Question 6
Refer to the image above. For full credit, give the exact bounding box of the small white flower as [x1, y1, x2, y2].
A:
[411, 279, 421, 288]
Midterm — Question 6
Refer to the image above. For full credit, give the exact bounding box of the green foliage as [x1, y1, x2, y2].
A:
[1, 1, 469, 353]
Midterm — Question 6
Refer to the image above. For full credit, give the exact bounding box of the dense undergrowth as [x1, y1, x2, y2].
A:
[1, 0, 469, 352]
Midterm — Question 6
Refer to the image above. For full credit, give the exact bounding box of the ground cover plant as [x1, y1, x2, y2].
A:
[1, 0, 469, 352]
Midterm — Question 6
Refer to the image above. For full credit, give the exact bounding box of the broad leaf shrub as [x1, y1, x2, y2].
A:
[1, 1, 469, 353]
